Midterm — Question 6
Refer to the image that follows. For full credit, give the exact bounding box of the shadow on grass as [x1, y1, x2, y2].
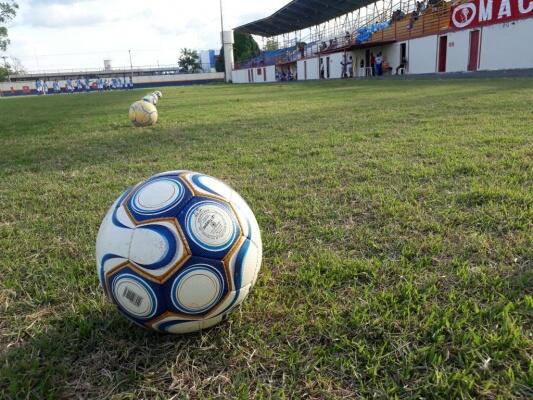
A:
[0, 304, 236, 398]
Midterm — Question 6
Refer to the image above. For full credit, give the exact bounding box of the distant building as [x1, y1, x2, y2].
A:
[199, 49, 220, 72]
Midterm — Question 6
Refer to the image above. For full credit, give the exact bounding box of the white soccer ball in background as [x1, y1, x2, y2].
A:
[96, 171, 262, 334]
[142, 91, 162, 106]
[142, 93, 158, 106]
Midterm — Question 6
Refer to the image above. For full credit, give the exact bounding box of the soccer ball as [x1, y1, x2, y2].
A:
[129, 100, 158, 127]
[142, 93, 158, 106]
[96, 171, 262, 334]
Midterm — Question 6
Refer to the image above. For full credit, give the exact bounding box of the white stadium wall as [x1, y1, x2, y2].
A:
[307, 58, 320, 80]
[444, 30, 471, 73]
[436, 18, 533, 73]
[350, 49, 363, 76]
[408, 35, 438, 74]
[230, 16, 533, 82]
[253, 65, 276, 82]
[321, 52, 345, 79]
[134, 73, 223, 84]
[266, 65, 276, 82]
[296, 60, 305, 80]
[231, 66, 275, 84]
[387, 43, 403, 73]
[479, 18, 533, 70]
[297, 58, 320, 80]
[252, 67, 262, 82]
[232, 69, 249, 84]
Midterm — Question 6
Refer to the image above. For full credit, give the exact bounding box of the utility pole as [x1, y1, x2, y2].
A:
[128, 49, 133, 82]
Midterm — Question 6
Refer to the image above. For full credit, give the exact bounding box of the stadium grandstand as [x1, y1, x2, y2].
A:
[229, 0, 533, 83]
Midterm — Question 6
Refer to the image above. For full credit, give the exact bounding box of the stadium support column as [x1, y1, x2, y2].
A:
[223, 30, 235, 83]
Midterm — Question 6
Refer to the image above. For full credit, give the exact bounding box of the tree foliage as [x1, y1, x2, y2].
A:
[178, 48, 201, 73]
[0, 1, 18, 52]
[0, 56, 24, 81]
[215, 32, 260, 72]
[265, 38, 279, 51]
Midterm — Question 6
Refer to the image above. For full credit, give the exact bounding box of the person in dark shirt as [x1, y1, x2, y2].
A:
[341, 54, 347, 78]
[396, 56, 408, 74]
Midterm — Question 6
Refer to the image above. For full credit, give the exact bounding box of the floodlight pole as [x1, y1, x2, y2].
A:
[219, 0, 226, 82]
[219, 0, 225, 40]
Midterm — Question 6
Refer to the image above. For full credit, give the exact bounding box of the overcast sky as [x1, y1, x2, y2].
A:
[5, 0, 289, 72]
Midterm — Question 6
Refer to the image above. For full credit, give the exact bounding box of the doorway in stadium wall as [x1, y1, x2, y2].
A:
[438, 36, 448, 73]
[400, 43, 407, 73]
[304, 61, 307, 80]
[326, 57, 330, 78]
[468, 30, 480, 71]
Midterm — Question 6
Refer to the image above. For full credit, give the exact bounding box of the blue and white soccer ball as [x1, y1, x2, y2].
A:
[96, 171, 262, 334]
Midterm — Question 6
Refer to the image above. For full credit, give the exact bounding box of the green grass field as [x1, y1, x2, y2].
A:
[0, 78, 531, 399]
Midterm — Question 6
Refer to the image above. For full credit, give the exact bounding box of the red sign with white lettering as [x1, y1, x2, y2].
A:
[450, 0, 533, 29]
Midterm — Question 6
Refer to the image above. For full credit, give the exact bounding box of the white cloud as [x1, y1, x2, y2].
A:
[5, 0, 289, 71]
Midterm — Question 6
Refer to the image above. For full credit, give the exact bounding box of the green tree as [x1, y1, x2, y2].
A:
[265, 38, 279, 51]
[215, 31, 260, 72]
[1, 1, 18, 51]
[0, 56, 23, 82]
[178, 48, 201, 73]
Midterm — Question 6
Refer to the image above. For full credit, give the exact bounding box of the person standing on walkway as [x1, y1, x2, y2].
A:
[375, 52, 383, 76]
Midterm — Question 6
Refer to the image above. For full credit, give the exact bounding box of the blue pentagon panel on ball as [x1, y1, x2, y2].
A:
[125, 174, 192, 223]
[96, 170, 262, 334]
[163, 257, 229, 316]
[107, 267, 165, 324]
[181, 172, 262, 248]
[178, 197, 241, 260]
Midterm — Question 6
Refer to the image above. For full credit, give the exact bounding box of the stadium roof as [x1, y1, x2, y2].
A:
[235, 0, 374, 37]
